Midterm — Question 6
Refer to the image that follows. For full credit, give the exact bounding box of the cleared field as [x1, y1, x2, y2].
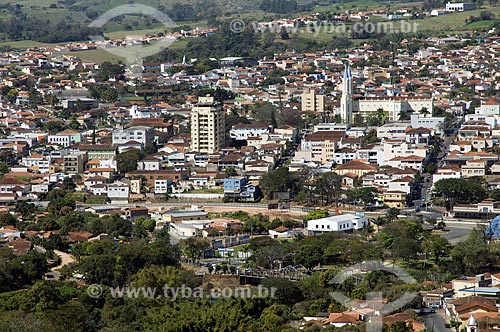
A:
[414, 6, 500, 33]
[0, 40, 58, 49]
[68, 37, 187, 63]
[105, 27, 169, 39]
[66, 49, 125, 63]
[316, 0, 382, 12]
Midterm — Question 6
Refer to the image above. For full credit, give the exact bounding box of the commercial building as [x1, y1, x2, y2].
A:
[307, 213, 368, 235]
[445, 2, 476, 12]
[190, 96, 225, 153]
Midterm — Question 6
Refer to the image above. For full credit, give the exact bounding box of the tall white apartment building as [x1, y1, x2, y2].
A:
[190, 97, 225, 153]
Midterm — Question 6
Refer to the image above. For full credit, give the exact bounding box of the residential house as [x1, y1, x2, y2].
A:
[112, 126, 155, 146]
[405, 127, 433, 145]
[125, 170, 188, 187]
[107, 181, 129, 201]
[63, 152, 88, 175]
[461, 158, 486, 178]
[334, 160, 378, 177]
[382, 190, 407, 208]
[223, 177, 260, 201]
[432, 165, 462, 188]
[269, 226, 293, 239]
[137, 156, 162, 171]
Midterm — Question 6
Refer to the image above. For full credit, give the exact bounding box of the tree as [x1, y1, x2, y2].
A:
[391, 236, 421, 263]
[451, 228, 493, 274]
[259, 167, 299, 199]
[131, 265, 197, 289]
[434, 178, 487, 211]
[375, 108, 388, 124]
[280, 28, 289, 40]
[270, 109, 278, 128]
[28, 88, 43, 107]
[424, 162, 437, 174]
[480, 10, 494, 20]
[422, 234, 450, 263]
[385, 207, 400, 222]
[179, 237, 210, 264]
[351, 187, 377, 205]
[380, 222, 423, 263]
[115, 149, 143, 173]
[388, 321, 413, 332]
[250, 239, 289, 269]
[314, 172, 342, 206]
[490, 188, 500, 201]
[225, 168, 237, 178]
[449, 320, 462, 332]
[304, 209, 329, 221]
[293, 245, 323, 270]
[134, 217, 156, 232]
[0, 162, 9, 176]
[261, 278, 303, 305]
[4, 88, 18, 103]
[420, 107, 430, 117]
[0, 213, 18, 226]
[367, 115, 382, 126]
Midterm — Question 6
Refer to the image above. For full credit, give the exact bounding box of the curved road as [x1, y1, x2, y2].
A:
[52, 250, 76, 271]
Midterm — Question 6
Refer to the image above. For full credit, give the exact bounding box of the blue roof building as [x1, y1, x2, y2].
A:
[485, 215, 500, 239]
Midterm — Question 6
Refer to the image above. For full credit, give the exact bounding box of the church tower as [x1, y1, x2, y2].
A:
[466, 314, 478, 332]
[340, 63, 353, 124]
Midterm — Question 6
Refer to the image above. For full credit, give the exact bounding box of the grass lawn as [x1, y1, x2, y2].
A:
[415, 6, 500, 33]
[66, 191, 86, 201]
[104, 26, 168, 39]
[189, 188, 224, 194]
[0, 40, 59, 49]
[315, 0, 382, 12]
[85, 197, 108, 204]
[123, 95, 143, 100]
[66, 49, 125, 63]
[464, 19, 500, 29]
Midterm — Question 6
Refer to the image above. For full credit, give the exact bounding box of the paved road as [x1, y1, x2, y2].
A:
[436, 225, 472, 244]
[422, 311, 451, 332]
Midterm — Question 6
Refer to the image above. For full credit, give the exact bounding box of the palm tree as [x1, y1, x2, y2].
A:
[420, 107, 430, 117]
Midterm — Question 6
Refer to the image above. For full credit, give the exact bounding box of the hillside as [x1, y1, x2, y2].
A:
[0, 0, 499, 53]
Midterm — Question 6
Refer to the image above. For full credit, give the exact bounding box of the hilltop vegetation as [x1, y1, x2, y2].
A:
[0, 0, 499, 50]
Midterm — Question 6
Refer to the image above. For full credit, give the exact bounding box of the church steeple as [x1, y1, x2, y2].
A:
[340, 62, 353, 124]
[467, 314, 478, 332]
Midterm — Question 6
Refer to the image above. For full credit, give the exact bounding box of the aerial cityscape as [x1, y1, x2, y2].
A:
[1, 0, 500, 331]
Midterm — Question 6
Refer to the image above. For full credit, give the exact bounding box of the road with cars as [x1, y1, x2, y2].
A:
[421, 310, 451, 332]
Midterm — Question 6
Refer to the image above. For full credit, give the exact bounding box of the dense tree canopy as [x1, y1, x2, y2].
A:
[434, 178, 487, 210]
